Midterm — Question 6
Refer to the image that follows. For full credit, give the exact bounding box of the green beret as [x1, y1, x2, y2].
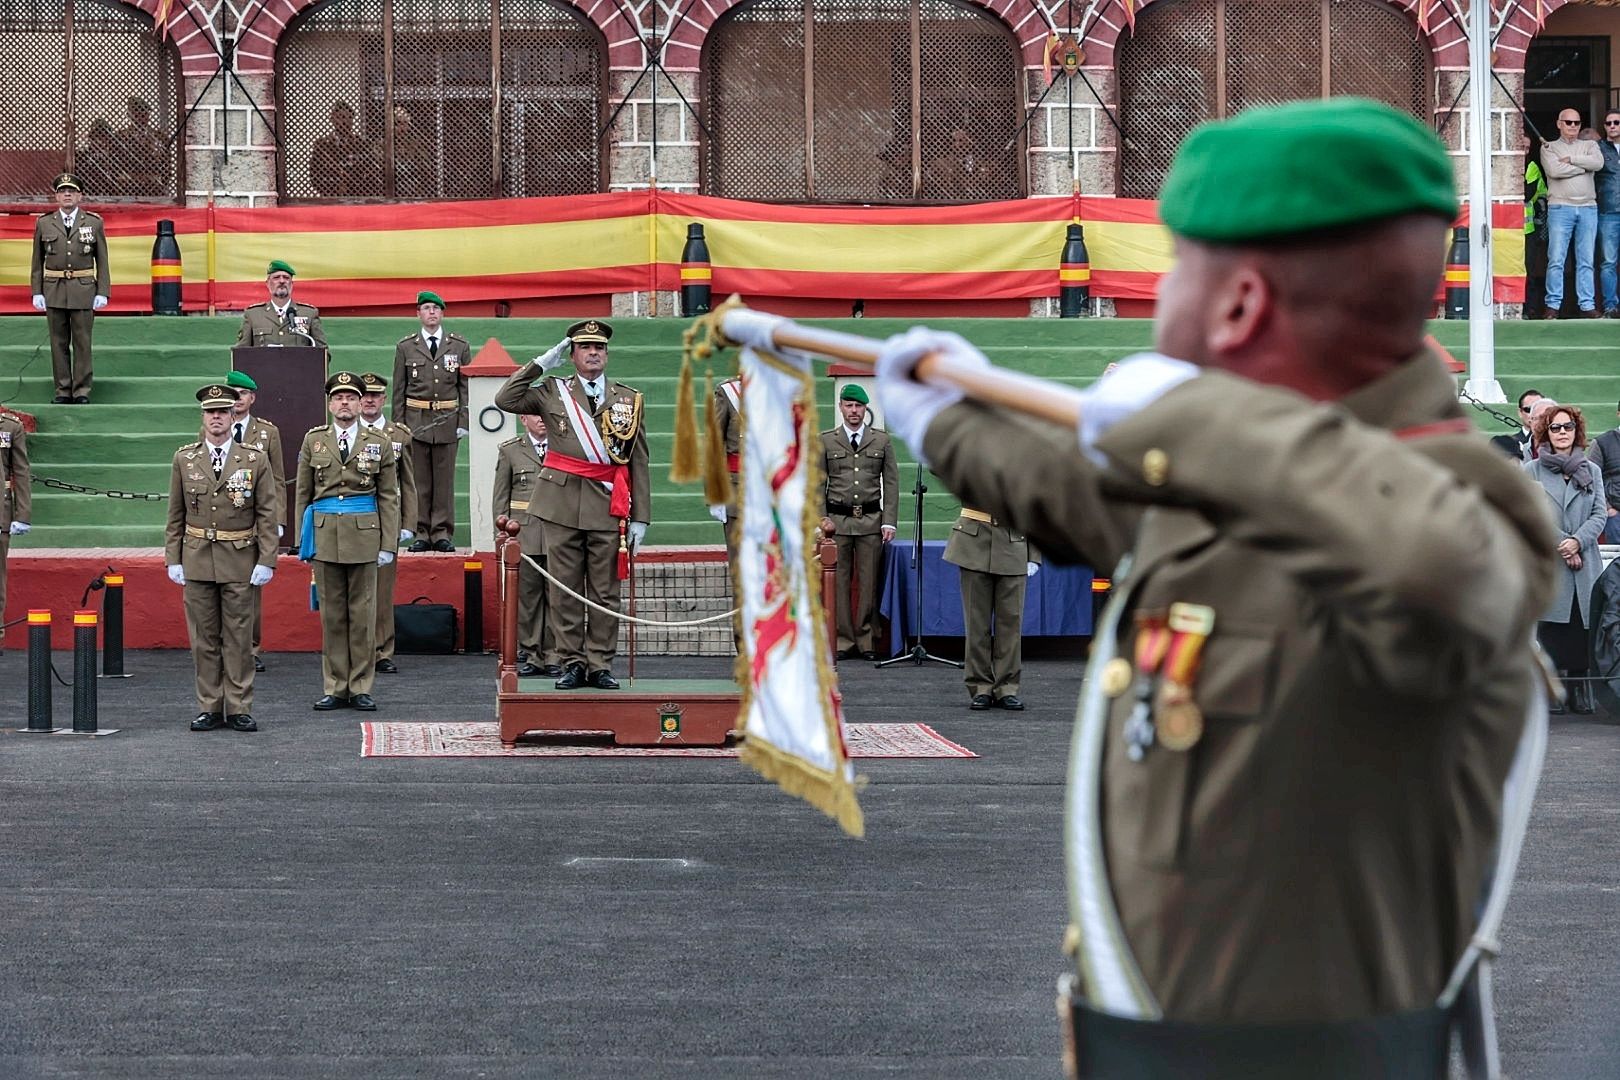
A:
[225, 370, 258, 391]
[267, 259, 296, 277]
[1159, 97, 1459, 244]
[417, 290, 445, 309]
[839, 383, 870, 405]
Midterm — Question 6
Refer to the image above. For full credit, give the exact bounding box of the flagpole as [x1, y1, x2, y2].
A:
[1463, 0, 1504, 403]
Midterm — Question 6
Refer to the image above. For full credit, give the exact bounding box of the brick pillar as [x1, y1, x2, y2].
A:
[1436, 67, 1529, 316]
[607, 65, 699, 318]
[1026, 66, 1118, 317]
[181, 70, 279, 208]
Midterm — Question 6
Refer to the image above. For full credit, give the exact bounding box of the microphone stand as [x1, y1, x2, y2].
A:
[877, 464, 961, 669]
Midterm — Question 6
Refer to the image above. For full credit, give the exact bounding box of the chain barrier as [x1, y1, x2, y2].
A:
[521, 551, 738, 627]
[37, 476, 166, 501]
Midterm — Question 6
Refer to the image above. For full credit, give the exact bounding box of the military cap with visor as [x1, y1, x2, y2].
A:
[359, 372, 389, 393]
[325, 371, 364, 396]
[197, 384, 240, 409]
[52, 172, 83, 192]
[1158, 97, 1459, 244]
[567, 319, 612, 344]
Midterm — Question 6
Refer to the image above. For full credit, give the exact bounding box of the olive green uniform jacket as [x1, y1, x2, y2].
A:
[165, 441, 279, 581]
[820, 425, 898, 535]
[0, 412, 31, 649]
[924, 352, 1557, 1024]
[494, 434, 554, 663]
[293, 423, 401, 563]
[31, 209, 109, 307]
[234, 301, 327, 349]
[392, 331, 470, 445]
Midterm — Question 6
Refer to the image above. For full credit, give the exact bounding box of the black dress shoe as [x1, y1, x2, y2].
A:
[433, 538, 455, 552]
[539, 664, 564, 678]
[555, 664, 587, 690]
[226, 714, 258, 732]
[52, 395, 71, 404]
[376, 658, 398, 674]
[72, 395, 90, 404]
[969, 695, 992, 711]
[860, 650, 879, 661]
[517, 661, 542, 677]
[408, 538, 431, 553]
[190, 712, 225, 731]
[587, 670, 621, 690]
[313, 694, 348, 711]
[838, 647, 860, 660]
[996, 695, 1026, 711]
[351, 694, 377, 711]
[253, 655, 266, 672]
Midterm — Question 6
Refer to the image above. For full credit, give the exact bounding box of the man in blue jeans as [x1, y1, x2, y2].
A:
[1542, 107, 1604, 317]
[1597, 110, 1620, 317]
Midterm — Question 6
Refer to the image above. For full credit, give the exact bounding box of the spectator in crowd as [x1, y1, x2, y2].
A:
[1526, 403, 1607, 714]
[1586, 400, 1620, 542]
[310, 101, 379, 197]
[1541, 108, 1604, 318]
[1490, 387, 1542, 461]
[115, 96, 168, 195]
[76, 119, 119, 197]
[388, 107, 433, 198]
[1524, 128, 1549, 318]
[1597, 110, 1620, 317]
[923, 129, 1001, 202]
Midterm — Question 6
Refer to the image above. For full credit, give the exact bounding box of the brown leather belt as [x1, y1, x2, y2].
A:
[42, 267, 96, 281]
[959, 508, 1000, 526]
[186, 525, 253, 542]
[406, 397, 458, 410]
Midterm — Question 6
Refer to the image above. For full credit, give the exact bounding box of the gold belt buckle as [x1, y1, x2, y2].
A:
[204, 528, 218, 541]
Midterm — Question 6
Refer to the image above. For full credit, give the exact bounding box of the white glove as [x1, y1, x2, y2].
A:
[400, 529, 414, 542]
[880, 525, 897, 543]
[455, 427, 468, 439]
[626, 520, 648, 554]
[708, 504, 728, 524]
[1076, 352, 1199, 466]
[277, 524, 285, 538]
[533, 336, 572, 371]
[378, 551, 395, 566]
[92, 295, 108, 311]
[9, 521, 29, 536]
[167, 564, 186, 586]
[1026, 561, 1039, 577]
[31, 294, 46, 312]
[250, 564, 274, 587]
[874, 327, 989, 466]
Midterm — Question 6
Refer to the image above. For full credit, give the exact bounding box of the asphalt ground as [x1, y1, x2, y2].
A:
[0, 649, 1615, 1080]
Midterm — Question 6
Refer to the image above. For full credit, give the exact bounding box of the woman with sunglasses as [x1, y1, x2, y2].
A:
[1526, 404, 1608, 712]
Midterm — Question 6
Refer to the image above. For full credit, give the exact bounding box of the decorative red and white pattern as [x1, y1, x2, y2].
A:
[361, 722, 976, 759]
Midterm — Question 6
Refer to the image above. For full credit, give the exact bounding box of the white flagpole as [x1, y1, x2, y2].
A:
[1464, 0, 1505, 402]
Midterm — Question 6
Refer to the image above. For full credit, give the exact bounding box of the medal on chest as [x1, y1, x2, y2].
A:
[442, 352, 460, 373]
[0, 431, 10, 449]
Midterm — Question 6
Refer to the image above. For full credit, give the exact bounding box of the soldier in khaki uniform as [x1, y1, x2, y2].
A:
[494, 412, 560, 677]
[392, 290, 468, 551]
[817, 384, 897, 660]
[295, 371, 401, 711]
[943, 508, 1039, 711]
[494, 319, 650, 690]
[707, 376, 743, 554]
[164, 385, 279, 732]
[235, 260, 327, 349]
[30, 173, 108, 404]
[875, 99, 1557, 1077]
[0, 409, 31, 654]
[358, 372, 418, 674]
[216, 370, 284, 671]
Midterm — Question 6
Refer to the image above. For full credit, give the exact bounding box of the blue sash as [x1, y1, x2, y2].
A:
[299, 494, 379, 561]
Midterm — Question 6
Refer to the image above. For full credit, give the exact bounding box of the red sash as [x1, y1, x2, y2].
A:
[726, 452, 740, 474]
[546, 450, 631, 519]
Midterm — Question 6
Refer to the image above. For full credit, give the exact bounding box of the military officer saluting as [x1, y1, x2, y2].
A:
[392, 291, 468, 552]
[494, 412, 560, 677]
[818, 384, 897, 660]
[164, 384, 279, 732]
[875, 99, 1557, 1077]
[235, 260, 327, 350]
[219, 370, 285, 672]
[357, 371, 418, 674]
[494, 319, 651, 690]
[943, 506, 1039, 711]
[295, 371, 401, 711]
[30, 172, 108, 404]
[0, 407, 32, 655]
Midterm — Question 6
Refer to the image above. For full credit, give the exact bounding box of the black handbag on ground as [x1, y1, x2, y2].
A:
[394, 596, 457, 654]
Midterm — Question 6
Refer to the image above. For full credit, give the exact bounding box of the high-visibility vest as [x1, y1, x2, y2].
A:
[1525, 161, 1548, 234]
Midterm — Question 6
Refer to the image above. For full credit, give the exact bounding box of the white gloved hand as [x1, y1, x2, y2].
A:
[92, 295, 108, 311]
[708, 504, 728, 524]
[626, 520, 648, 555]
[1026, 561, 1039, 577]
[250, 564, 274, 587]
[10, 521, 29, 536]
[1076, 352, 1199, 466]
[400, 529, 414, 542]
[880, 525, 897, 543]
[167, 564, 186, 586]
[455, 427, 468, 439]
[377, 551, 395, 566]
[533, 336, 572, 371]
[31, 294, 46, 312]
[874, 327, 990, 466]
[276, 524, 285, 538]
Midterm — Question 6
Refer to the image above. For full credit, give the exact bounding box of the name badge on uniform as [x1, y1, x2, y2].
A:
[442, 353, 460, 372]
[363, 442, 382, 460]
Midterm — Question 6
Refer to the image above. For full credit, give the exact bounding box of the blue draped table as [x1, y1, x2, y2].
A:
[876, 540, 1094, 656]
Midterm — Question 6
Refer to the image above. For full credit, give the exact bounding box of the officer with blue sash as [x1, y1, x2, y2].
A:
[295, 371, 400, 711]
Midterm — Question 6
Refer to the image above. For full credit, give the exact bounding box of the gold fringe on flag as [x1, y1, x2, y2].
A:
[702, 371, 731, 505]
[669, 327, 702, 483]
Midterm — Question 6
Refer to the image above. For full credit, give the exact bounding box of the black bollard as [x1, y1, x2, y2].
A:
[151, 220, 182, 315]
[1059, 223, 1091, 318]
[680, 223, 712, 316]
[72, 610, 98, 733]
[23, 610, 58, 733]
[1444, 226, 1469, 320]
[100, 572, 131, 678]
[464, 560, 484, 654]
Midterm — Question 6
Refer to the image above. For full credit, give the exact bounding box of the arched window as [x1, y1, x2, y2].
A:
[1117, 0, 1429, 198]
[704, 0, 1024, 203]
[0, 0, 182, 201]
[278, 0, 605, 201]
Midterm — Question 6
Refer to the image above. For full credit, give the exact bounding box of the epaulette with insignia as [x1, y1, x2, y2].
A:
[180, 441, 202, 453]
[81, 210, 103, 220]
[613, 381, 641, 395]
[306, 424, 327, 435]
[499, 436, 521, 448]
[398, 334, 417, 344]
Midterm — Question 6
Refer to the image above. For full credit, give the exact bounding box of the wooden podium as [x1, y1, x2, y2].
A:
[232, 345, 327, 542]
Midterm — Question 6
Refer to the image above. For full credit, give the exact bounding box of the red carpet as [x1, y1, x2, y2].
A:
[361, 721, 976, 758]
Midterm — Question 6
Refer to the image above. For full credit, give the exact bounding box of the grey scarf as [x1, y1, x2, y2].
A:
[1541, 448, 1595, 491]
